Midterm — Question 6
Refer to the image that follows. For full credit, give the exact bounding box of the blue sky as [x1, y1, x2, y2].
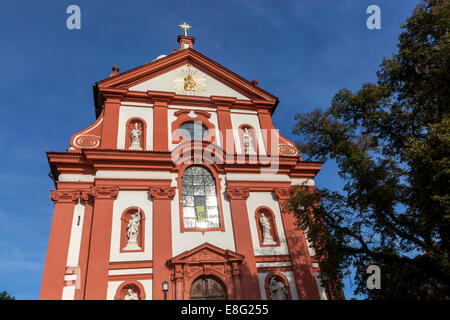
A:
[0, 0, 420, 299]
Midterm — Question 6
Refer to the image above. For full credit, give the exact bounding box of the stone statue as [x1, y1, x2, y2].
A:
[124, 288, 139, 300]
[242, 128, 254, 154]
[259, 213, 276, 245]
[124, 209, 142, 251]
[269, 277, 288, 300]
[129, 122, 142, 150]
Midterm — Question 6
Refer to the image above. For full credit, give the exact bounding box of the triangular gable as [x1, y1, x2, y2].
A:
[129, 63, 251, 100]
[96, 48, 277, 102]
[168, 242, 244, 265]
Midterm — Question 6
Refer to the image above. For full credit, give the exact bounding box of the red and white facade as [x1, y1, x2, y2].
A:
[40, 35, 327, 300]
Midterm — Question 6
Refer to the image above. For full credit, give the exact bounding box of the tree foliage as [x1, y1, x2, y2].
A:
[0, 291, 15, 300]
[289, 0, 449, 299]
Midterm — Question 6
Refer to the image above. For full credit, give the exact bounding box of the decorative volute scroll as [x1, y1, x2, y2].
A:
[90, 186, 119, 200]
[50, 190, 81, 203]
[68, 110, 104, 152]
[276, 132, 300, 157]
[225, 187, 250, 200]
[149, 187, 176, 200]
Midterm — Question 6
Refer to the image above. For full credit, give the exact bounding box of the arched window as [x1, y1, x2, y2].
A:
[182, 166, 219, 229]
[179, 121, 208, 141]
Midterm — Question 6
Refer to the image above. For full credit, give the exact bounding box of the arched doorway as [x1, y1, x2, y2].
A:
[190, 276, 227, 300]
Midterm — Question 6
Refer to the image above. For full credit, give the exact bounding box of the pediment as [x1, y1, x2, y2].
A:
[96, 48, 277, 102]
[168, 243, 244, 265]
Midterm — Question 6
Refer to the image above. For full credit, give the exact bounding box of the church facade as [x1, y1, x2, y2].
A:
[40, 33, 327, 300]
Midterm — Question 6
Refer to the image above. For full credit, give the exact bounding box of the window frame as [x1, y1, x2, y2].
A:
[177, 163, 226, 233]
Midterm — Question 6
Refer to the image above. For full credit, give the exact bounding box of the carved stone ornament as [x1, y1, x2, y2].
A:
[149, 187, 176, 200]
[90, 186, 119, 199]
[50, 190, 80, 203]
[269, 277, 288, 300]
[259, 213, 276, 245]
[225, 187, 250, 200]
[129, 122, 143, 150]
[123, 208, 142, 251]
[124, 288, 139, 300]
[273, 188, 292, 200]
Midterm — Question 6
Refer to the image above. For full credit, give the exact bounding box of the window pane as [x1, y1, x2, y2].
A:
[183, 196, 194, 207]
[206, 196, 217, 206]
[183, 207, 196, 218]
[182, 166, 220, 229]
[179, 122, 208, 141]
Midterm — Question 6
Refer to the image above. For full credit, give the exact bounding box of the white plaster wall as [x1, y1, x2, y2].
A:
[66, 201, 86, 267]
[314, 272, 328, 300]
[258, 271, 299, 300]
[106, 281, 123, 300]
[230, 113, 267, 155]
[129, 64, 250, 100]
[167, 106, 221, 151]
[110, 190, 153, 262]
[171, 174, 236, 256]
[117, 104, 154, 150]
[61, 200, 86, 300]
[106, 279, 153, 300]
[96, 170, 174, 180]
[246, 192, 289, 256]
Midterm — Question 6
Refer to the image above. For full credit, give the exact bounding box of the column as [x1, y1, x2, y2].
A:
[150, 186, 175, 300]
[100, 94, 122, 148]
[40, 190, 80, 300]
[216, 104, 235, 155]
[150, 92, 173, 152]
[257, 108, 274, 156]
[231, 261, 242, 300]
[226, 187, 261, 300]
[274, 188, 320, 300]
[84, 186, 119, 300]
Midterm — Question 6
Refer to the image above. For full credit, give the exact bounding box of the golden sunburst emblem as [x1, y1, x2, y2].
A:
[173, 64, 207, 96]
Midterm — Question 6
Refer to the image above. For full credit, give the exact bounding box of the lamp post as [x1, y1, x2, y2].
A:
[162, 281, 169, 300]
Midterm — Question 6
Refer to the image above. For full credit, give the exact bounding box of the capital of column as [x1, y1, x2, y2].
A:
[273, 187, 292, 200]
[226, 187, 250, 200]
[50, 190, 81, 203]
[90, 186, 119, 200]
[149, 187, 176, 200]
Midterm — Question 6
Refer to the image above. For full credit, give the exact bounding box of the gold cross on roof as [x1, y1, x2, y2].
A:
[179, 22, 192, 36]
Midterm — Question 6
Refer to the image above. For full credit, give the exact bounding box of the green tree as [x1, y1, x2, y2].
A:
[288, 0, 449, 299]
[0, 291, 15, 300]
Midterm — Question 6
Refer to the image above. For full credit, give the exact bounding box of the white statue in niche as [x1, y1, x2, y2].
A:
[259, 213, 276, 245]
[124, 209, 142, 251]
[269, 277, 288, 300]
[242, 127, 255, 154]
[129, 122, 142, 150]
[124, 288, 139, 300]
